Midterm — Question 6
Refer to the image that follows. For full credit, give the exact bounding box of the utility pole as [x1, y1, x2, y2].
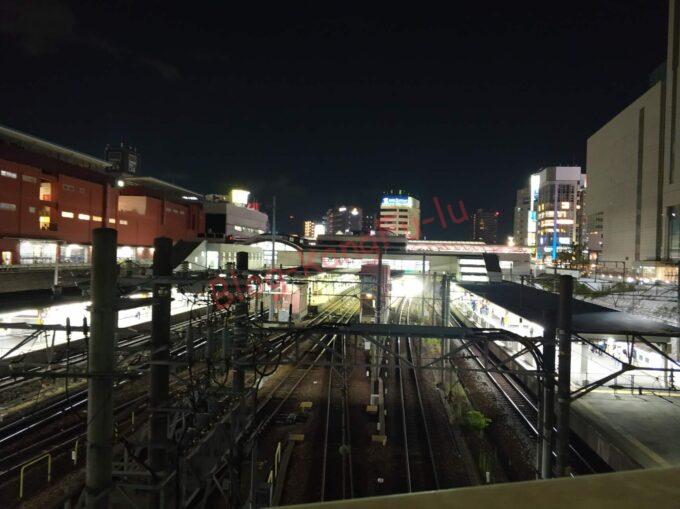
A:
[376, 248, 383, 325]
[556, 275, 573, 476]
[440, 274, 449, 327]
[541, 311, 556, 479]
[85, 228, 117, 508]
[421, 254, 426, 324]
[269, 196, 277, 321]
[431, 272, 437, 325]
[53, 240, 62, 297]
[149, 237, 172, 506]
[230, 251, 249, 507]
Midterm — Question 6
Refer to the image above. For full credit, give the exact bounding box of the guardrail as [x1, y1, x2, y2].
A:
[0, 263, 90, 273]
[19, 453, 52, 499]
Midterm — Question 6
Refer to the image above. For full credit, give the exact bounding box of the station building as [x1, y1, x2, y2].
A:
[0, 124, 204, 267]
[585, 0, 680, 280]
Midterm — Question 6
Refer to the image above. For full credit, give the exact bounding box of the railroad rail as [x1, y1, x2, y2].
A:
[0, 293, 356, 505]
[448, 310, 609, 476]
[395, 298, 439, 492]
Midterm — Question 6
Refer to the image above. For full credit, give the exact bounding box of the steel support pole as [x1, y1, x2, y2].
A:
[535, 375, 543, 479]
[431, 272, 437, 325]
[376, 248, 383, 325]
[149, 237, 172, 504]
[556, 275, 573, 476]
[421, 254, 426, 324]
[230, 252, 249, 507]
[541, 311, 556, 479]
[85, 228, 117, 508]
[269, 197, 276, 321]
[53, 240, 62, 297]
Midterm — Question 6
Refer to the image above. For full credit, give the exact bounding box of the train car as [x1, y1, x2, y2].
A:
[358, 263, 391, 323]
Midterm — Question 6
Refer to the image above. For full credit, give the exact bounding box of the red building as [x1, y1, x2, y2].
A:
[0, 125, 204, 266]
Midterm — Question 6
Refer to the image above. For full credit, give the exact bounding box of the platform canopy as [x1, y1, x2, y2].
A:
[455, 281, 680, 338]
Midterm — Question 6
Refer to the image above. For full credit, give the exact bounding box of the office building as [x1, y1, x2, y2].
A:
[204, 190, 268, 240]
[303, 220, 326, 239]
[585, 0, 680, 279]
[472, 209, 499, 244]
[324, 206, 363, 235]
[532, 166, 586, 263]
[378, 192, 420, 239]
[513, 187, 530, 246]
[362, 213, 376, 234]
[303, 220, 316, 238]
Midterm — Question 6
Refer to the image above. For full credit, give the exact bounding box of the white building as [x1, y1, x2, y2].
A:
[378, 193, 420, 239]
[204, 190, 268, 240]
[585, 0, 680, 280]
[532, 166, 586, 263]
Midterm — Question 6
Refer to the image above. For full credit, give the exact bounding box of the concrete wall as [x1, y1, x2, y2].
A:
[586, 81, 663, 265]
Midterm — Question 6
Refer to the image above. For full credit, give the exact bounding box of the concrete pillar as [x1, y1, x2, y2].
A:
[85, 228, 118, 508]
[556, 275, 573, 477]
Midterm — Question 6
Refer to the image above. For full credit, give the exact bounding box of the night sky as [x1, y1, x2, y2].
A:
[0, 0, 669, 240]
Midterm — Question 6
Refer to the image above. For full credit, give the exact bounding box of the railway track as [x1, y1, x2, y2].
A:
[395, 298, 439, 492]
[320, 321, 354, 501]
[0, 293, 356, 505]
[448, 310, 609, 476]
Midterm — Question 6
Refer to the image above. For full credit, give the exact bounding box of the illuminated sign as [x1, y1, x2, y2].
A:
[230, 189, 250, 206]
[381, 195, 412, 207]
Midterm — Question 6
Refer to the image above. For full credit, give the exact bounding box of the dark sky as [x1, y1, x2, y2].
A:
[0, 0, 669, 240]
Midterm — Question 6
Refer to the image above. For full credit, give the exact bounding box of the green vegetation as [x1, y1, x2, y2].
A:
[464, 410, 492, 434]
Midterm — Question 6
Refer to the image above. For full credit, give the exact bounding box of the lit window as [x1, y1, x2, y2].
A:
[78, 213, 91, 220]
[28, 206, 36, 213]
[92, 215, 102, 222]
[0, 202, 17, 211]
[108, 218, 116, 224]
[61, 211, 74, 218]
[1, 170, 17, 179]
[119, 219, 128, 225]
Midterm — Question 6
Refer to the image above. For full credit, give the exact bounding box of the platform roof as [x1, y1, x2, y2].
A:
[122, 176, 203, 203]
[455, 281, 680, 337]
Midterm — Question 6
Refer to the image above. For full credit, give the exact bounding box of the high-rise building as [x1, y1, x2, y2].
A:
[472, 209, 499, 244]
[378, 192, 420, 239]
[362, 213, 376, 234]
[323, 206, 363, 235]
[531, 167, 586, 263]
[585, 0, 680, 280]
[513, 188, 530, 246]
[303, 220, 326, 239]
[303, 220, 316, 238]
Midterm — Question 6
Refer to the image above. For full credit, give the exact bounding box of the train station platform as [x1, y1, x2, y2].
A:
[573, 391, 680, 469]
[286, 467, 680, 509]
[450, 280, 680, 471]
